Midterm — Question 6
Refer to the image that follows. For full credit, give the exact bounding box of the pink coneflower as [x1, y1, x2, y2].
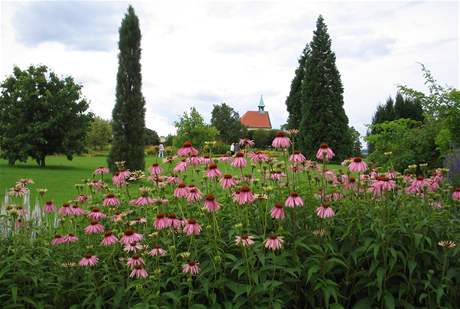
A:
[264, 234, 284, 251]
[430, 201, 443, 209]
[173, 160, 188, 173]
[345, 176, 357, 190]
[219, 155, 232, 163]
[51, 234, 65, 245]
[58, 203, 73, 216]
[206, 163, 221, 178]
[88, 207, 106, 221]
[130, 217, 148, 226]
[315, 204, 335, 218]
[103, 193, 120, 207]
[250, 151, 269, 164]
[43, 201, 55, 213]
[130, 265, 149, 278]
[186, 186, 202, 203]
[119, 169, 131, 178]
[348, 157, 368, 173]
[63, 233, 79, 243]
[112, 211, 123, 222]
[88, 179, 104, 191]
[452, 187, 460, 201]
[167, 174, 182, 184]
[220, 174, 237, 189]
[94, 166, 109, 175]
[187, 155, 202, 166]
[324, 170, 338, 183]
[406, 176, 427, 194]
[371, 176, 396, 197]
[204, 194, 221, 212]
[272, 131, 291, 149]
[270, 203, 285, 219]
[123, 241, 144, 253]
[101, 231, 118, 246]
[120, 229, 143, 245]
[174, 183, 189, 198]
[149, 163, 162, 175]
[235, 186, 255, 205]
[231, 152, 247, 168]
[127, 255, 145, 269]
[177, 141, 199, 157]
[239, 138, 255, 147]
[235, 234, 255, 247]
[316, 143, 335, 161]
[426, 178, 440, 192]
[327, 191, 343, 201]
[183, 219, 201, 236]
[182, 261, 200, 275]
[386, 170, 397, 180]
[9, 185, 28, 197]
[285, 192, 304, 208]
[76, 194, 88, 203]
[202, 156, 212, 165]
[370, 170, 378, 180]
[149, 245, 167, 257]
[289, 151, 306, 163]
[167, 213, 182, 229]
[289, 165, 303, 173]
[112, 172, 127, 187]
[84, 220, 105, 234]
[130, 195, 155, 206]
[79, 254, 98, 267]
[154, 214, 169, 230]
[270, 171, 285, 181]
[71, 204, 86, 216]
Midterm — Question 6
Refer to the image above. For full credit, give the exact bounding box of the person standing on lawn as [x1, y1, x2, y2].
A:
[158, 143, 164, 158]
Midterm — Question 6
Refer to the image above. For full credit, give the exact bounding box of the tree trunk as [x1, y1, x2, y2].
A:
[37, 156, 46, 168]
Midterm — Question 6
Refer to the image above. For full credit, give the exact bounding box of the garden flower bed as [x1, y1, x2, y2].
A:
[1, 137, 459, 308]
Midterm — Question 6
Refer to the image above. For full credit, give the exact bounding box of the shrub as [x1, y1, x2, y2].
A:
[445, 148, 460, 185]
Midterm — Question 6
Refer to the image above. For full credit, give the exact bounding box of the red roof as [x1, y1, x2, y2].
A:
[240, 111, 272, 129]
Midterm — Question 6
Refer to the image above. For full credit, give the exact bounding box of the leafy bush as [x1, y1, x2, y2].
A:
[445, 148, 460, 186]
[247, 129, 277, 148]
[202, 141, 231, 155]
[366, 119, 440, 171]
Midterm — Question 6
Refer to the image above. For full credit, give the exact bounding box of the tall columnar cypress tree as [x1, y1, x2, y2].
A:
[299, 15, 352, 160]
[108, 6, 146, 171]
[286, 45, 310, 130]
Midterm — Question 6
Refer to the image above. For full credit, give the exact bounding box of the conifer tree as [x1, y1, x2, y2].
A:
[108, 6, 146, 171]
[286, 45, 310, 130]
[299, 15, 351, 160]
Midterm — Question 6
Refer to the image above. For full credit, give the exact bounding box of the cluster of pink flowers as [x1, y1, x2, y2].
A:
[272, 131, 291, 149]
[30, 135, 456, 283]
[233, 186, 256, 205]
[231, 152, 247, 168]
[177, 141, 199, 157]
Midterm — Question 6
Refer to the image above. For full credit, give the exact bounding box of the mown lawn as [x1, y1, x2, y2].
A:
[0, 155, 160, 205]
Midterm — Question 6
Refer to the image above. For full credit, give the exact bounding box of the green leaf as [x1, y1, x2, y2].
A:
[352, 298, 372, 309]
[306, 265, 320, 282]
[384, 292, 395, 309]
[11, 286, 17, 303]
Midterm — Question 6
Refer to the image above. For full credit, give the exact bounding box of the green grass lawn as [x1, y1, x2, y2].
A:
[0, 155, 161, 205]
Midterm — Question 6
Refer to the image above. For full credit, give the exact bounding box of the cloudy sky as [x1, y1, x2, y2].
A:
[1, 0, 458, 137]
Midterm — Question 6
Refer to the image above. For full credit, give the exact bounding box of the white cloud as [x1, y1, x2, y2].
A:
[1, 0, 458, 138]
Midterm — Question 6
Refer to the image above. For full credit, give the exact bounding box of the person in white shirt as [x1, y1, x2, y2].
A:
[158, 143, 165, 158]
[230, 143, 235, 155]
